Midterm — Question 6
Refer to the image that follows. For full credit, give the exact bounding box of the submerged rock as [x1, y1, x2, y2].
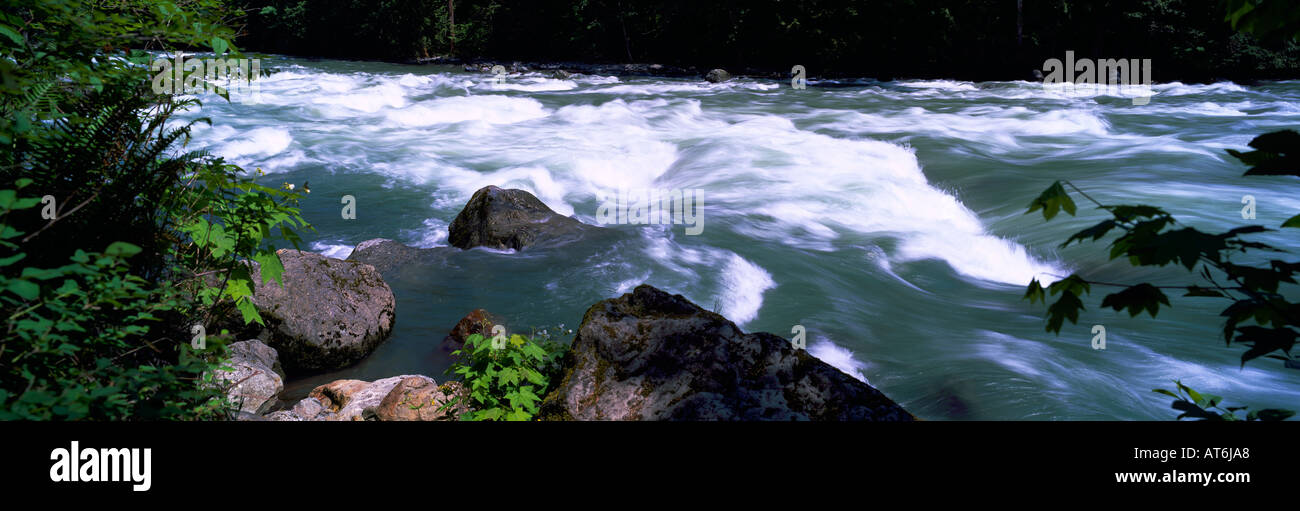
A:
[540, 285, 914, 421]
[216, 339, 285, 416]
[347, 238, 434, 274]
[705, 68, 731, 83]
[442, 308, 504, 355]
[248, 249, 395, 374]
[448, 185, 600, 251]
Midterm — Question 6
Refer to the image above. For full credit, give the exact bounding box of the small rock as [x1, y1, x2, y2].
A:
[291, 394, 326, 419]
[705, 68, 731, 83]
[215, 340, 284, 415]
[264, 410, 302, 421]
[442, 309, 503, 355]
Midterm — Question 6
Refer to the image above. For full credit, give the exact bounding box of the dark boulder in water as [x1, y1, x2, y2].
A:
[705, 68, 731, 83]
[448, 185, 600, 251]
[539, 285, 914, 421]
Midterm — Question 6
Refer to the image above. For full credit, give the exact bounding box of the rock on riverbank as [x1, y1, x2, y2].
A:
[265, 375, 467, 421]
[246, 250, 395, 374]
[540, 285, 914, 421]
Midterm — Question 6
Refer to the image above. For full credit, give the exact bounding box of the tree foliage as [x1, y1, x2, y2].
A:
[238, 0, 1297, 81]
[0, 0, 309, 420]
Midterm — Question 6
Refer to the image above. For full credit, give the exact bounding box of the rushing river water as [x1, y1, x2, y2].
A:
[179, 55, 1300, 419]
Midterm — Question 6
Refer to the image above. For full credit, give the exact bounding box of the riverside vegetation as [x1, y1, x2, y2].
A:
[0, 0, 307, 419]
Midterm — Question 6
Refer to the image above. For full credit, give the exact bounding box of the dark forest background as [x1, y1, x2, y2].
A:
[237, 0, 1299, 81]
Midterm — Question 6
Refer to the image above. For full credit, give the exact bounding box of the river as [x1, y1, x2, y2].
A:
[179, 55, 1300, 419]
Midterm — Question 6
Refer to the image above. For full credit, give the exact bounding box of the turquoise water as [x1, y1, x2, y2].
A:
[180, 56, 1300, 419]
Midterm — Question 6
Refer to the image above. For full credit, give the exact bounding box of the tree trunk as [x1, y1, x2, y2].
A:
[1017, 0, 1023, 47]
[448, 0, 456, 55]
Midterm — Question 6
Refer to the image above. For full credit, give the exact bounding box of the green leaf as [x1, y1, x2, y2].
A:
[1045, 291, 1085, 334]
[211, 36, 229, 56]
[1023, 279, 1046, 304]
[1179, 382, 1206, 408]
[1025, 181, 1078, 221]
[0, 253, 26, 266]
[6, 279, 39, 300]
[1062, 220, 1117, 248]
[252, 251, 285, 286]
[497, 367, 520, 387]
[104, 242, 142, 258]
[1100, 283, 1171, 318]
[235, 297, 263, 325]
[0, 25, 22, 45]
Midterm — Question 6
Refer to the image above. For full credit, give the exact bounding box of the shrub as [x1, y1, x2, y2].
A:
[0, 0, 308, 420]
[446, 328, 569, 421]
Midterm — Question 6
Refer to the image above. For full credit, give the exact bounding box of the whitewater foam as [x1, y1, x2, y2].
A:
[809, 339, 870, 383]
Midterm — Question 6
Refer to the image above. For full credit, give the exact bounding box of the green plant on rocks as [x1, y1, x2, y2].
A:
[445, 327, 568, 421]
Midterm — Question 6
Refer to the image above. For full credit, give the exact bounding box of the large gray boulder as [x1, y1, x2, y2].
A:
[248, 249, 395, 374]
[448, 185, 599, 251]
[216, 339, 285, 415]
[539, 285, 914, 421]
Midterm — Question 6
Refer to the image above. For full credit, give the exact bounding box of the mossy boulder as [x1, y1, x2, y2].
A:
[247, 249, 395, 374]
[539, 285, 914, 421]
